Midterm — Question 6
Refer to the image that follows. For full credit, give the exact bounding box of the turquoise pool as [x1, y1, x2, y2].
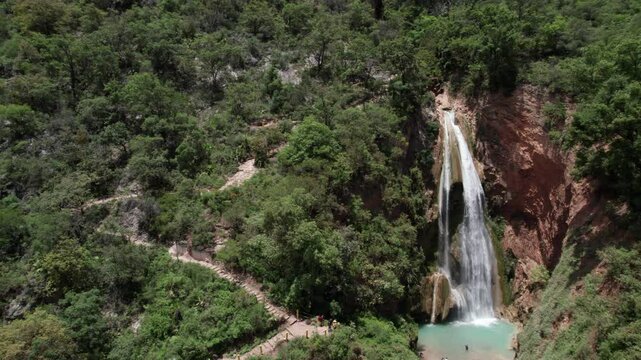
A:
[417, 318, 516, 360]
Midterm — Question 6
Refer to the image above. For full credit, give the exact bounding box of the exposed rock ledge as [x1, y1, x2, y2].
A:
[421, 272, 455, 323]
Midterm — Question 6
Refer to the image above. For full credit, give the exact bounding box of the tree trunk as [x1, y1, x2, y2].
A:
[370, 0, 384, 20]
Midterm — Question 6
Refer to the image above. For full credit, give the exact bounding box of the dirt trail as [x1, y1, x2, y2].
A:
[96, 229, 151, 246]
[225, 322, 328, 360]
[169, 244, 289, 320]
[82, 194, 139, 209]
[219, 159, 260, 191]
[249, 119, 279, 131]
[168, 244, 329, 359]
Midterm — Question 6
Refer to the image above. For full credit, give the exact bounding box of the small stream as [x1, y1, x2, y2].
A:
[418, 319, 516, 360]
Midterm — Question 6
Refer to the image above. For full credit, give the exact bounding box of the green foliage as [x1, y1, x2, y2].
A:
[486, 216, 512, 305]
[275, 316, 418, 360]
[596, 245, 641, 358]
[219, 167, 427, 316]
[97, 242, 154, 301]
[59, 289, 111, 358]
[1, 74, 60, 113]
[187, 31, 245, 96]
[128, 136, 173, 191]
[0, 309, 78, 360]
[34, 238, 96, 300]
[530, 265, 550, 288]
[0, 260, 28, 313]
[0, 196, 28, 257]
[278, 117, 340, 169]
[565, 80, 641, 209]
[282, 1, 314, 37]
[304, 12, 343, 77]
[109, 255, 276, 359]
[520, 242, 641, 360]
[12, 0, 68, 35]
[176, 130, 210, 177]
[519, 245, 578, 359]
[151, 191, 210, 245]
[413, 3, 523, 95]
[239, 0, 284, 41]
[113, 72, 187, 131]
[0, 1, 439, 358]
[0, 104, 42, 146]
[542, 101, 566, 131]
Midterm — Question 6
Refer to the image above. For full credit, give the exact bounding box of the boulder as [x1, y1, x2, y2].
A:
[421, 272, 455, 323]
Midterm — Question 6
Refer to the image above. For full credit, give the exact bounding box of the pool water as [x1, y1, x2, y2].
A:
[417, 318, 516, 360]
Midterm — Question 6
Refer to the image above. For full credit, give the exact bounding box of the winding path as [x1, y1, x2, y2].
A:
[168, 244, 328, 359]
[169, 244, 289, 320]
[81, 194, 139, 210]
[86, 135, 327, 358]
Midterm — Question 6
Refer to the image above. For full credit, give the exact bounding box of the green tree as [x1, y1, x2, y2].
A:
[98, 122, 130, 155]
[128, 136, 172, 191]
[35, 238, 95, 299]
[250, 135, 269, 168]
[99, 243, 154, 301]
[76, 96, 115, 133]
[413, 4, 523, 94]
[12, 0, 67, 35]
[176, 130, 209, 177]
[282, 1, 315, 37]
[0, 309, 78, 360]
[565, 81, 641, 209]
[239, 0, 284, 41]
[59, 289, 110, 359]
[0, 104, 42, 147]
[278, 117, 340, 168]
[2, 74, 60, 113]
[112, 73, 187, 131]
[614, 39, 641, 80]
[0, 196, 28, 257]
[305, 12, 341, 76]
[188, 32, 244, 95]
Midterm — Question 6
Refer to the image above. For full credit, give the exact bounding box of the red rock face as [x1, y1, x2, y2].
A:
[475, 86, 571, 268]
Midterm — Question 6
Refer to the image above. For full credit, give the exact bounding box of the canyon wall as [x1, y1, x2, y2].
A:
[434, 86, 602, 323]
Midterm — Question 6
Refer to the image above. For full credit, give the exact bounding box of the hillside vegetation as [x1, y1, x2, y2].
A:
[1, 0, 640, 359]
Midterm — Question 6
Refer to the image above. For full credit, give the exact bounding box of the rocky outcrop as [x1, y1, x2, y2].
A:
[4, 287, 34, 320]
[421, 272, 454, 323]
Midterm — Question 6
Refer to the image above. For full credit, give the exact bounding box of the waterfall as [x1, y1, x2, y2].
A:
[430, 278, 439, 324]
[438, 112, 452, 277]
[438, 110, 496, 321]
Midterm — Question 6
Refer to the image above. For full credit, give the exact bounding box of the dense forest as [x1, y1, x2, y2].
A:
[0, 0, 640, 359]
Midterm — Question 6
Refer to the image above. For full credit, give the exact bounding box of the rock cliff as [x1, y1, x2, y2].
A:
[434, 86, 602, 323]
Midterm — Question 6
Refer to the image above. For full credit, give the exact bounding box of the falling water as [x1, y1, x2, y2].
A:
[438, 110, 495, 321]
[438, 113, 452, 276]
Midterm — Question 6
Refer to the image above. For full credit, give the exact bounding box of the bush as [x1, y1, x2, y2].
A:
[0, 309, 78, 360]
[530, 264, 550, 288]
[278, 117, 340, 169]
[275, 316, 418, 360]
[542, 102, 566, 131]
